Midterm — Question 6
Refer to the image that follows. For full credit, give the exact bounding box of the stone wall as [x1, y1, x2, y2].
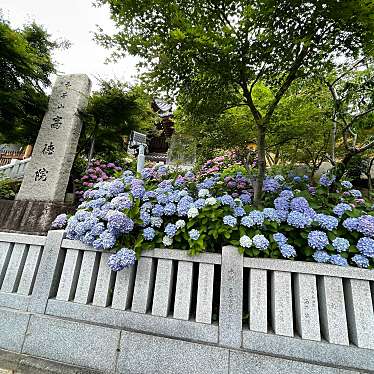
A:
[0, 230, 373, 373]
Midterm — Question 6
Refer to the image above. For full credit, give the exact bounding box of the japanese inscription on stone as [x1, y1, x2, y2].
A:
[16, 74, 91, 202]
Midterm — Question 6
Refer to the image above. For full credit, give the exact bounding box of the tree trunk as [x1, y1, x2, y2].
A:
[333, 152, 355, 181]
[254, 123, 266, 207]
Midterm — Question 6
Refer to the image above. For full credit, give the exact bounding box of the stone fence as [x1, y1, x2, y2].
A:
[0, 230, 373, 373]
[0, 157, 31, 180]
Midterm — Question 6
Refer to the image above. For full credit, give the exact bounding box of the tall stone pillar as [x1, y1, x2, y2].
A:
[17, 74, 91, 202]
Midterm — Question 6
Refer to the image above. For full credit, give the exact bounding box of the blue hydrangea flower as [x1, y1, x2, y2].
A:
[308, 231, 329, 250]
[91, 222, 105, 236]
[340, 180, 353, 189]
[233, 207, 246, 217]
[319, 174, 335, 187]
[280, 244, 296, 258]
[357, 237, 374, 257]
[107, 211, 134, 233]
[314, 214, 338, 231]
[290, 197, 309, 212]
[177, 196, 194, 216]
[223, 215, 237, 227]
[343, 217, 359, 231]
[51, 214, 67, 229]
[156, 193, 169, 205]
[252, 234, 269, 250]
[75, 210, 91, 222]
[356, 215, 374, 238]
[279, 190, 294, 200]
[313, 250, 330, 263]
[274, 174, 285, 183]
[130, 183, 145, 199]
[332, 237, 350, 252]
[263, 177, 280, 193]
[87, 198, 107, 209]
[142, 191, 156, 201]
[107, 180, 125, 197]
[110, 195, 132, 210]
[352, 254, 369, 268]
[140, 211, 151, 226]
[165, 223, 177, 237]
[163, 202, 177, 216]
[189, 229, 200, 241]
[274, 197, 290, 211]
[248, 210, 264, 226]
[97, 230, 117, 249]
[219, 194, 235, 207]
[332, 203, 352, 217]
[330, 254, 348, 267]
[152, 204, 164, 217]
[239, 193, 251, 204]
[287, 211, 311, 228]
[275, 210, 288, 222]
[241, 216, 255, 228]
[273, 233, 288, 246]
[349, 189, 362, 198]
[239, 235, 252, 248]
[175, 219, 186, 229]
[107, 248, 136, 271]
[194, 198, 206, 209]
[141, 168, 154, 180]
[150, 216, 163, 228]
[143, 227, 156, 241]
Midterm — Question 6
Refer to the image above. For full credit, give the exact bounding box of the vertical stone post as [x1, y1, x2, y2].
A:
[219, 246, 243, 348]
[17, 74, 91, 203]
[28, 230, 65, 314]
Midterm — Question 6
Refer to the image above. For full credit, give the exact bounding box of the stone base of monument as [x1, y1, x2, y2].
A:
[0, 200, 73, 235]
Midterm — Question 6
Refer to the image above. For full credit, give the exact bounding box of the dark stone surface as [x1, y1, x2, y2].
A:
[0, 200, 73, 235]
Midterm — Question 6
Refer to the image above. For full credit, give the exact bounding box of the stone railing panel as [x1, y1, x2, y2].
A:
[0, 232, 45, 310]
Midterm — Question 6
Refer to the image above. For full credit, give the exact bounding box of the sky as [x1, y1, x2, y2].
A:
[1, 0, 140, 90]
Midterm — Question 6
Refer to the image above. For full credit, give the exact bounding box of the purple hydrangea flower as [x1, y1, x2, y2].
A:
[107, 248, 136, 271]
[51, 214, 68, 229]
[357, 237, 374, 257]
[308, 231, 329, 250]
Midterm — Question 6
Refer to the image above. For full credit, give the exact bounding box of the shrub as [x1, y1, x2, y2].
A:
[0, 178, 21, 200]
[53, 166, 374, 271]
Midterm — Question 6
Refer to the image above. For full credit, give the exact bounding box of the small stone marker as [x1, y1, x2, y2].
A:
[17, 74, 91, 202]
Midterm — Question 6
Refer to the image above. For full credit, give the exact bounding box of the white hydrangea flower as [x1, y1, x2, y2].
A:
[206, 197, 217, 206]
[162, 235, 173, 247]
[239, 235, 252, 248]
[175, 219, 186, 229]
[198, 188, 210, 198]
[187, 207, 199, 218]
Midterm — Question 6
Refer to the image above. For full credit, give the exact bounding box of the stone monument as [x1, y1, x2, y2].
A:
[17, 74, 91, 202]
[0, 74, 91, 234]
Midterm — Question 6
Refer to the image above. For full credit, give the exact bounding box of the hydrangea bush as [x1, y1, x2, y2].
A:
[53, 165, 374, 271]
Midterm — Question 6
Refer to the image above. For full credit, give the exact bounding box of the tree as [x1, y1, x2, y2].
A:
[0, 16, 65, 144]
[97, 0, 374, 205]
[78, 80, 157, 162]
[325, 60, 374, 180]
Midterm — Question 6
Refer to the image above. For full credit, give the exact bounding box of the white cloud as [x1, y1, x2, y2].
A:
[1, 0, 140, 91]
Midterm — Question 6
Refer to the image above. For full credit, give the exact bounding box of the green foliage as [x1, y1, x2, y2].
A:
[0, 16, 65, 144]
[0, 178, 21, 200]
[79, 80, 157, 161]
